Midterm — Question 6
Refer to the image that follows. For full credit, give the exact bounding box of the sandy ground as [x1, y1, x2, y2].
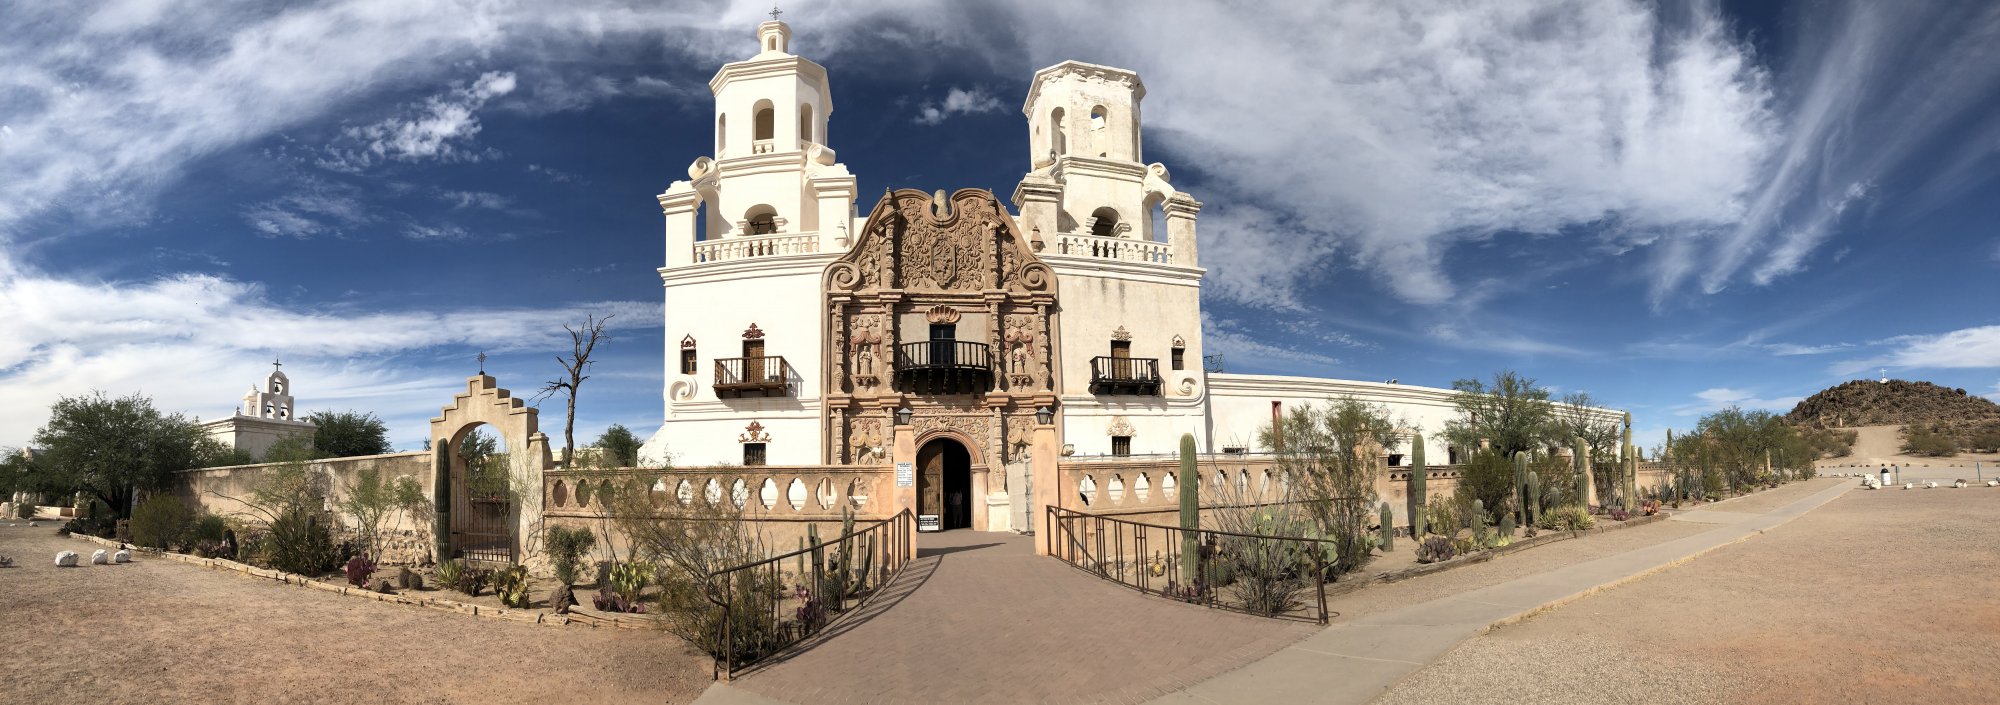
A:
[1818, 424, 1999, 483]
[0, 525, 710, 705]
[1378, 479, 2000, 704]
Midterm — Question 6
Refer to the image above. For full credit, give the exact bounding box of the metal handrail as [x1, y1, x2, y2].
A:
[714, 355, 790, 391]
[710, 509, 915, 680]
[893, 340, 992, 371]
[1045, 505, 1336, 624]
[1090, 355, 1161, 382]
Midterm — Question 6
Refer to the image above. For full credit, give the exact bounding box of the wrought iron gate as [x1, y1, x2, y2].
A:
[452, 452, 514, 562]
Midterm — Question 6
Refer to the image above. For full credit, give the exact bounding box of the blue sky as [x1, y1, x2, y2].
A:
[3, 0, 1997, 455]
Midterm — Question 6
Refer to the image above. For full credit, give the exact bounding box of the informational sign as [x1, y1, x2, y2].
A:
[918, 514, 941, 532]
[896, 461, 914, 487]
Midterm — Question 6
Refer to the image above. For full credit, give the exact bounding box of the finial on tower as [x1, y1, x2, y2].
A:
[768, 5, 782, 21]
[478, 351, 488, 375]
[272, 356, 282, 371]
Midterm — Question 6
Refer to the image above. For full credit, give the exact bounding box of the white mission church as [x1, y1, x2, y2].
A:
[636, 19, 1608, 530]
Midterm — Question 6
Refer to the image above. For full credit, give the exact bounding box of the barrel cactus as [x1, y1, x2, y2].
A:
[1408, 433, 1427, 538]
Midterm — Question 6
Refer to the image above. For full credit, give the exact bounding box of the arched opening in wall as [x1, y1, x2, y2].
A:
[1143, 191, 1166, 242]
[450, 424, 513, 562]
[1090, 206, 1121, 238]
[799, 104, 814, 144]
[716, 114, 727, 156]
[916, 437, 972, 530]
[745, 204, 779, 235]
[753, 101, 775, 142]
[1090, 105, 1107, 130]
[766, 36, 776, 52]
[1050, 107, 1067, 157]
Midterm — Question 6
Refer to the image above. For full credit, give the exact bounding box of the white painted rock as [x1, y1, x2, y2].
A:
[1904, 483, 1916, 490]
[113, 549, 131, 563]
[1954, 480, 1968, 488]
[1987, 481, 1997, 488]
[26, 521, 37, 527]
[90, 549, 108, 565]
[1926, 482, 1939, 489]
[55, 551, 78, 567]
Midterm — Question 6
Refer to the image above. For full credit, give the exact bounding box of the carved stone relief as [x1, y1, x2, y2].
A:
[1003, 314, 1038, 389]
[848, 314, 883, 392]
[847, 417, 886, 464]
[1107, 416, 1136, 438]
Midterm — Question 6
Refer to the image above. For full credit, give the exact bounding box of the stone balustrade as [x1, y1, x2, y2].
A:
[692, 232, 820, 263]
[1048, 233, 1174, 264]
[543, 465, 891, 520]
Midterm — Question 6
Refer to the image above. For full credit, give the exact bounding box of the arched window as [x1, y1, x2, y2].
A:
[753, 102, 775, 141]
[746, 205, 778, 235]
[767, 36, 776, 52]
[1050, 107, 1067, 156]
[1090, 207, 1121, 238]
[716, 114, 727, 155]
[799, 104, 814, 144]
[1090, 105, 1107, 130]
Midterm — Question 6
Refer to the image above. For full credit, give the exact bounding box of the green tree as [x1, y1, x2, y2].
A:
[1262, 396, 1405, 575]
[594, 424, 642, 468]
[30, 391, 224, 516]
[303, 410, 392, 458]
[1442, 370, 1553, 458]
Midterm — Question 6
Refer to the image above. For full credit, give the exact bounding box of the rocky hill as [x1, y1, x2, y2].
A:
[1785, 379, 2000, 428]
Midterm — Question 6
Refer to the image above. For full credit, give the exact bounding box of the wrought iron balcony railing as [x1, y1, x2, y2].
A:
[1089, 356, 1162, 395]
[893, 341, 993, 395]
[714, 356, 794, 398]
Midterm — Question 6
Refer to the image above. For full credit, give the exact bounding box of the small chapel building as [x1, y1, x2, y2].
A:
[196, 359, 317, 461]
[636, 19, 1624, 533]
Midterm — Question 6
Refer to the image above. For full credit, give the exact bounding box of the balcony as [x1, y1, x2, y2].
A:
[714, 356, 794, 398]
[1089, 356, 1162, 395]
[693, 232, 818, 263]
[1049, 233, 1174, 264]
[893, 341, 993, 395]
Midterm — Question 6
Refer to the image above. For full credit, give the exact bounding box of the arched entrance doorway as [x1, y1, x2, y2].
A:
[917, 437, 972, 531]
[447, 424, 514, 562]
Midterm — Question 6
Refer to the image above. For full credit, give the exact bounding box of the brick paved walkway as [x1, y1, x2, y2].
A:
[696, 530, 1317, 705]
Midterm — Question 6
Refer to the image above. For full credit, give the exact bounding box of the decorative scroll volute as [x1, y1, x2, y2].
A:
[825, 188, 1056, 296]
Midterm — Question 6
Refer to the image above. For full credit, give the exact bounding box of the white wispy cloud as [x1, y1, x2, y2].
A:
[1830, 325, 2000, 376]
[1670, 387, 1805, 417]
[0, 255, 657, 446]
[913, 87, 1003, 125]
[439, 190, 512, 210]
[239, 179, 371, 238]
[319, 71, 518, 172]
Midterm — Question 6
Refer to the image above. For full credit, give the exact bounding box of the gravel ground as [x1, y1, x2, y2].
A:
[0, 525, 710, 705]
[1378, 480, 2000, 704]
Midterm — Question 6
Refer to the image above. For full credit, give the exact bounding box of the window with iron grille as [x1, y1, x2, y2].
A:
[1111, 436, 1132, 457]
[680, 348, 697, 375]
[743, 443, 767, 466]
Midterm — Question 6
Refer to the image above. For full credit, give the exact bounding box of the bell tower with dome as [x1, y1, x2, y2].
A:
[197, 358, 319, 461]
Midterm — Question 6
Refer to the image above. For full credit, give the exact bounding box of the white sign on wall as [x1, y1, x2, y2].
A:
[896, 461, 914, 487]
[918, 514, 941, 532]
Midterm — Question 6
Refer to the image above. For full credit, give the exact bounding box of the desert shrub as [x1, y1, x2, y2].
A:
[345, 556, 377, 587]
[193, 539, 233, 559]
[1211, 501, 1320, 617]
[1901, 426, 1959, 457]
[1456, 450, 1517, 525]
[114, 519, 132, 542]
[494, 564, 531, 608]
[543, 525, 597, 586]
[1264, 397, 1404, 576]
[0, 555, 12, 567]
[1415, 536, 1456, 564]
[1540, 505, 1595, 532]
[130, 495, 196, 549]
[13, 502, 34, 520]
[60, 515, 115, 539]
[264, 508, 337, 575]
[1423, 493, 1461, 538]
[188, 514, 228, 546]
[616, 483, 783, 662]
[434, 559, 490, 596]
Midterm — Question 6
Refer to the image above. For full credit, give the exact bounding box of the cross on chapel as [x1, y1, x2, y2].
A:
[768, 5, 782, 21]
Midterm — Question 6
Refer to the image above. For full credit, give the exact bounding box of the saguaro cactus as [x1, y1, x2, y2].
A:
[1379, 502, 1394, 551]
[1573, 437, 1593, 510]
[1526, 467, 1541, 526]
[1512, 451, 1529, 524]
[1408, 433, 1427, 538]
[1622, 413, 1637, 512]
[1472, 499, 1488, 543]
[1178, 433, 1200, 588]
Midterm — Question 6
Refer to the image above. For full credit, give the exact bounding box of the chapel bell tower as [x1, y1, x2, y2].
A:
[659, 16, 857, 268]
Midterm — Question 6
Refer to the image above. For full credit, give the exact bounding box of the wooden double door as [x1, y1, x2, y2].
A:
[916, 438, 972, 531]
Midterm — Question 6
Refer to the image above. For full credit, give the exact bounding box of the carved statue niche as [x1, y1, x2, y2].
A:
[1005, 414, 1036, 462]
[849, 314, 883, 391]
[1004, 314, 1039, 388]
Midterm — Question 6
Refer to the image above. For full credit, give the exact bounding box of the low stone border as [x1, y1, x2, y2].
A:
[1327, 512, 1672, 596]
[63, 532, 575, 628]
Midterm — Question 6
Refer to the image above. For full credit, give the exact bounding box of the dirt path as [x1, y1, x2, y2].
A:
[1377, 480, 2000, 704]
[0, 525, 710, 705]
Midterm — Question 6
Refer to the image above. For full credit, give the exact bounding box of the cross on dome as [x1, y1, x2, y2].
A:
[768, 5, 782, 21]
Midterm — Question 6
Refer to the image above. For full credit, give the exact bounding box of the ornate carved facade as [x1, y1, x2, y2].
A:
[823, 189, 1059, 467]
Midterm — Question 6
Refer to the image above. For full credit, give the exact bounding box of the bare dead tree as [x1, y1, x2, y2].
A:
[537, 313, 612, 468]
